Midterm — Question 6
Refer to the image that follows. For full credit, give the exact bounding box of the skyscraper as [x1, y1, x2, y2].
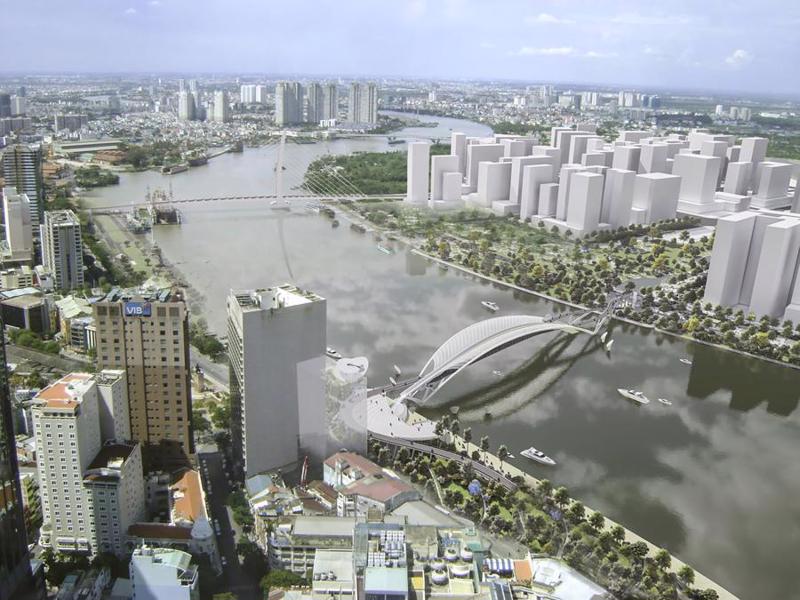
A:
[227, 285, 326, 478]
[0, 93, 10, 118]
[240, 84, 257, 104]
[2, 186, 33, 260]
[306, 83, 324, 124]
[0, 326, 32, 599]
[212, 90, 230, 123]
[40, 209, 84, 292]
[322, 83, 338, 121]
[177, 91, 196, 121]
[274, 81, 304, 126]
[347, 82, 378, 125]
[255, 85, 267, 105]
[1, 145, 44, 235]
[93, 288, 194, 453]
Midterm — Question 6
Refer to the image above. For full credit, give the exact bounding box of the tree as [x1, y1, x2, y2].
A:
[463, 427, 472, 444]
[537, 478, 552, 499]
[497, 444, 509, 461]
[192, 410, 211, 434]
[611, 524, 625, 544]
[588, 511, 605, 533]
[678, 565, 695, 585]
[480, 435, 490, 453]
[553, 486, 570, 508]
[260, 569, 306, 594]
[654, 548, 671, 571]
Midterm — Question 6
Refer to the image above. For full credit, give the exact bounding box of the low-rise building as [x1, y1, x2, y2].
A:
[0, 289, 50, 334]
[268, 516, 356, 574]
[130, 546, 199, 600]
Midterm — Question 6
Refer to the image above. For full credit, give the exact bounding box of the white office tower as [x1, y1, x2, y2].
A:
[475, 161, 512, 210]
[751, 162, 793, 208]
[2, 186, 32, 260]
[348, 82, 378, 125]
[326, 356, 369, 456]
[239, 84, 257, 104]
[227, 285, 327, 478]
[306, 83, 325, 124]
[212, 90, 230, 123]
[705, 212, 800, 321]
[739, 137, 768, 191]
[429, 154, 460, 209]
[255, 85, 267, 104]
[466, 143, 504, 192]
[130, 547, 199, 600]
[177, 91, 195, 121]
[630, 173, 681, 224]
[1, 144, 43, 234]
[275, 81, 304, 126]
[11, 96, 25, 116]
[519, 164, 554, 220]
[673, 153, 722, 215]
[322, 83, 338, 120]
[406, 142, 430, 205]
[715, 104, 724, 116]
[33, 372, 144, 557]
[602, 169, 636, 228]
[451, 132, 467, 176]
[638, 143, 668, 173]
[564, 172, 604, 234]
[41, 209, 84, 292]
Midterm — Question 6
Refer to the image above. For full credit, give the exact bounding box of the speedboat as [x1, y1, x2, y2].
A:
[658, 398, 673, 406]
[600, 332, 608, 343]
[393, 365, 402, 376]
[679, 358, 693, 366]
[481, 301, 499, 312]
[617, 388, 650, 405]
[492, 370, 503, 377]
[326, 347, 342, 359]
[377, 245, 393, 255]
[605, 339, 614, 351]
[521, 446, 556, 466]
[389, 376, 397, 386]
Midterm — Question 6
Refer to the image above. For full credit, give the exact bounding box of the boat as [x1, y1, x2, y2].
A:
[520, 446, 556, 466]
[439, 264, 449, 271]
[492, 370, 502, 377]
[658, 398, 673, 406]
[600, 332, 608, 343]
[679, 358, 693, 366]
[481, 301, 499, 312]
[326, 347, 342, 359]
[483, 411, 493, 420]
[389, 376, 397, 386]
[605, 339, 614, 351]
[387, 136, 405, 145]
[393, 365, 402, 376]
[230, 140, 244, 153]
[617, 388, 650, 405]
[187, 154, 208, 167]
[161, 164, 188, 175]
[331, 219, 340, 228]
[377, 245, 393, 255]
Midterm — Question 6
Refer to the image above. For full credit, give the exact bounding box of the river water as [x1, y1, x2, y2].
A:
[83, 114, 800, 600]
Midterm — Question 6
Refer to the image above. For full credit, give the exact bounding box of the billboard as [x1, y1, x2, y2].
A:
[124, 302, 152, 317]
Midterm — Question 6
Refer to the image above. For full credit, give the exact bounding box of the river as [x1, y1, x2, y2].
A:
[83, 114, 800, 600]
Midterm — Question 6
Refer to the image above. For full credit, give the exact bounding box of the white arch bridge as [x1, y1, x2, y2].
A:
[393, 301, 620, 406]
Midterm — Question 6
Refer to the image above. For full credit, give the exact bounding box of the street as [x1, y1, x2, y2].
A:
[191, 348, 230, 391]
[198, 451, 259, 600]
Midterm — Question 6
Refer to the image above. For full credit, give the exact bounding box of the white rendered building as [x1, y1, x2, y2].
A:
[2, 186, 32, 260]
[130, 547, 199, 600]
[406, 142, 430, 205]
[40, 209, 84, 292]
[227, 285, 327, 478]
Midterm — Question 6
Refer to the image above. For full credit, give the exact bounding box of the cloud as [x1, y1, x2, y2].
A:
[148, 0, 161, 6]
[526, 13, 575, 25]
[123, 7, 137, 15]
[725, 48, 753, 68]
[608, 13, 692, 26]
[512, 46, 575, 57]
[584, 50, 618, 59]
[479, 41, 495, 49]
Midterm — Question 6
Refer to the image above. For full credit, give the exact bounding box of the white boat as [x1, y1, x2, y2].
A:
[658, 398, 673, 406]
[326, 346, 342, 359]
[679, 358, 693, 366]
[521, 446, 556, 466]
[377, 245, 393, 255]
[605, 339, 614, 351]
[389, 376, 397, 386]
[393, 365, 402, 376]
[600, 332, 608, 343]
[492, 370, 503, 377]
[617, 388, 650, 405]
[481, 301, 499, 312]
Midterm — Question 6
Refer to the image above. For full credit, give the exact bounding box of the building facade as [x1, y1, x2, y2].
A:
[40, 210, 84, 292]
[347, 83, 378, 125]
[3, 187, 33, 261]
[93, 289, 193, 453]
[306, 83, 325, 125]
[227, 285, 326, 478]
[323, 83, 339, 121]
[1, 145, 43, 235]
[130, 547, 199, 600]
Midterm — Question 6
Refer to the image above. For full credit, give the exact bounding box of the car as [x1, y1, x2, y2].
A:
[221, 556, 227, 566]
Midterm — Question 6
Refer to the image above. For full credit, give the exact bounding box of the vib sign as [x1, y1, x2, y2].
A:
[124, 302, 152, 317]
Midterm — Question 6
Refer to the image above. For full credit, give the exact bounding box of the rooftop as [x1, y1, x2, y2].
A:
[128, 523, 193, 541]
[324, 451, 383, 479]
[170, 469, 207, 524]
[231, 283, 324, 311]
[100, 286, 180, 304]
[84, 442, 137, 483]
[364, 566, 408, 594]
[33, 373, 94, 411]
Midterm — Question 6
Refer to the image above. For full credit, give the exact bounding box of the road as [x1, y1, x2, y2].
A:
[370, 432, 518, 491]
[191, 348, 230, 391]
[198, 451, 259, 600]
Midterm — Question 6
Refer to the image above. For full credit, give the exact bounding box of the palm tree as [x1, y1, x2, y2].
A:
[537, 478, 552, 501]
[553, 486, 570, 508]
[463, 427, 472, 445]
[497, 444, 509, 461]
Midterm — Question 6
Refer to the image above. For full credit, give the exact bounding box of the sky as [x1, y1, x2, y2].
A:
[2, 0, 800, 95]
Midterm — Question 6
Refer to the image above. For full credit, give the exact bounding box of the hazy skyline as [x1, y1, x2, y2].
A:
[2, 0, 799, 95]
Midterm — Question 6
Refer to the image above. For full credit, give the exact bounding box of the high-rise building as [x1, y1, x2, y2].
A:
[227, 285, 326, 478]
[33, 372, 145, 557]
[1, 144, 44, 235]
[212, 90, 230, 123]
[40, 209, 84, 292]
[322, 83, 338, 121]
[177, 92, 195, 121]
[255, 85, 267, 105]
[54, 114, 89, 132]
[0, 327, 32, 599]
[177, 79, 186, 93]
[130, 547, 199, 600]
[2, 186, 32, 261]
[0, 93, 11, 118]
[10, 97, 25, 117]
[275, 82, 304, 126]
[240, 84, 256, 104]
[93, 288, 194, 453]
[306, 83, 324, 124]
[348, 82, 378, 125]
